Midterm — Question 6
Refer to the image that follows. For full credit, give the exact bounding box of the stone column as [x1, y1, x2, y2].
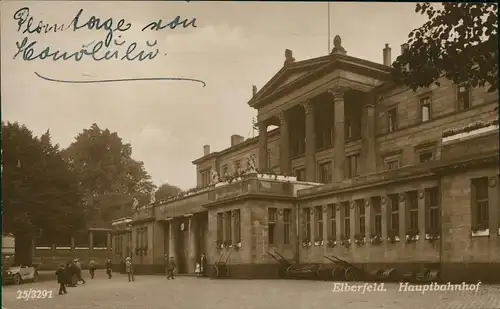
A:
[187, 215, 197, 273]
[302, 100, 316, 182]
[89, 231, 94, 253]
[331, 90, 345, 182]
[279, 112, 290, 175]
[107, 233, 112, 250]
[258, 121, 269, 172]
[361, 94, 376, 174]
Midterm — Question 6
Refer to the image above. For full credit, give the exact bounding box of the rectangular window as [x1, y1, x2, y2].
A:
[315, 206, 324, 241]
[420, 96, 431, 122]
[283, 209, 292, 245]
[342, 202, 350, 237]
[303, 208, 311, 241]
[347, 155, 360, 178]
[389, 194, 399, 234]
[388, 107, 397, 132]
[216, 213, 224, 242]
[295, 168, 306, 181]
[472, 178, 489, 230]
[372, 197, 382, 236]
[458, 84, 471, 110]
[327, 204, 336, 240]
[407, 191, 419, 231]
[224, 211, 232, 243]
[425, 187, 439, 232]
[268, 208, 277, 245]
[357, 200, 365, 235]
[419, 151, 433, 163]
[201, 169, 211, 187]
[234, 209, 241, 243]
[319, 162, 332, 184]
[387, 160, 400, 170]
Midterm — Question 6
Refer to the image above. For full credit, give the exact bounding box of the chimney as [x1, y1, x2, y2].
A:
[252, 85, 257, 97]
[383, 43, 391, 66]
[203, 144, 210, 156]
[401, 43, 409, 55]
[230, 134, 245, 147]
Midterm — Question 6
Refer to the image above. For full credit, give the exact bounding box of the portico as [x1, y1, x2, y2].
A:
[252, 36, 387, 183]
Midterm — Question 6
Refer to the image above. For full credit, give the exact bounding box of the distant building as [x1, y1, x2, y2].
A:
[117, 37, 499, 283]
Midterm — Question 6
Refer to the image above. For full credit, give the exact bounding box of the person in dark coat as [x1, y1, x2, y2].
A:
[105, 259, 113, 279]
[65, 262, 75, 287]
[166, 257, 176, 280]
[56, 264, 68, 295]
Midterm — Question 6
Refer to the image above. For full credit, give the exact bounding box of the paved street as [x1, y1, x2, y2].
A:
[2, 271, 500, 309]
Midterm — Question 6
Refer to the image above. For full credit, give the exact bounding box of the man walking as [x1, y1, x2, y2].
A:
[105, 258, 113, 279]
[166, 256, 176, 280]
[56, 264, 68, 295]
[125, 257, 135, 282]
[74, 259, 85, 284]
[89, 259, 96, 279]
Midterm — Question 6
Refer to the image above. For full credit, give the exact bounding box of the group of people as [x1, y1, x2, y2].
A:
[55, 259, 86, 295]
[56, 257, 134, 295]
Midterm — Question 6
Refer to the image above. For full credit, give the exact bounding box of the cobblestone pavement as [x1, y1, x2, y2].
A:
[2, 271, 500, 309]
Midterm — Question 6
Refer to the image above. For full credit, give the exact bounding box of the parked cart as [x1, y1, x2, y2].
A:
[324, 255, 374, 281]
[268, 250, 321, 279]
[212, 250, 232, 279]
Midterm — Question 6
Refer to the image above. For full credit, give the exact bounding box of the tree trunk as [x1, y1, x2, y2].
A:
[14, 232, 33, 265]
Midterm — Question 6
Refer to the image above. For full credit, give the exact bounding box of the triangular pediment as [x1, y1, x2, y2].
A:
[252, 56, 331, 103]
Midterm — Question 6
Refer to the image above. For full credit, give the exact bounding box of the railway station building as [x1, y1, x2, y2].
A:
[114, 36, 499, 283]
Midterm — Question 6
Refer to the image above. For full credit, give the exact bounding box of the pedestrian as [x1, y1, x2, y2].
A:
[66, 262, 76, 287]
[195, 261, 201, 276]
[74, 259, 85, 284]
[125, 257, 134, 282]
[163, 254, 170, 278]
[56, 264, 68, 295]
[105, 258, 113, 279]
[89, 259, 96, 279]
[200, 253, 207, 277]
[166, 256, 176, 280]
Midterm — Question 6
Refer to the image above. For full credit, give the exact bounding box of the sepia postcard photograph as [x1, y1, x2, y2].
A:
[1, 1, 499, 309]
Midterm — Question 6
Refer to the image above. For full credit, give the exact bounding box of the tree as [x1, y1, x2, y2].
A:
[2, 122, 84, 264]
[155, 183, 182, 201]
[63, 124, 156, 225]
[392, 3, 498, 93]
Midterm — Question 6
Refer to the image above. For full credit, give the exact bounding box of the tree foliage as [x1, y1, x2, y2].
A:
[2, 122, 84, 264]
[63, 124, 156, 225]
[155, 183, 182, 201]
[392, 3, 498, 92]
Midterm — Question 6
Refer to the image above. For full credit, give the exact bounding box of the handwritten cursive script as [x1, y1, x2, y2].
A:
[12, 7, 206, 86]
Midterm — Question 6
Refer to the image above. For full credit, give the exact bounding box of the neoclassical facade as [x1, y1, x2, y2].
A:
[116, 36, 499, 282]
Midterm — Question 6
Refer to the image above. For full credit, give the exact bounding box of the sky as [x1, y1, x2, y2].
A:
[1, 1, 428, 190]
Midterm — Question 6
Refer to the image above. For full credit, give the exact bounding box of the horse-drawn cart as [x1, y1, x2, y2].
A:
[212, 250, 232, 279]
[268, 250, 321, 279]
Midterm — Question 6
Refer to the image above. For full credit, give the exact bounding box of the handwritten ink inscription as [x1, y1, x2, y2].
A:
[11, 7, 206, 86]
[13, 7, 197, 62]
